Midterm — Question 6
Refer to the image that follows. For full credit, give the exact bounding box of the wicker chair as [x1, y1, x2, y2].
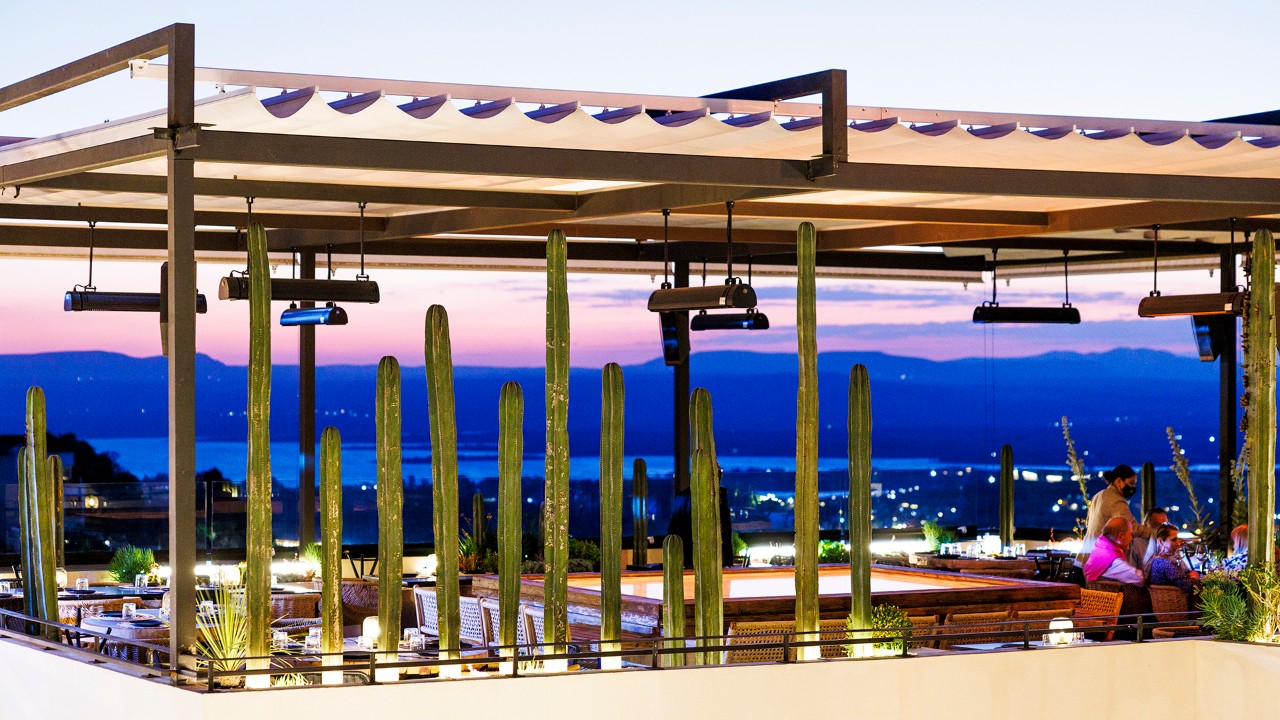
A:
[459, 595, 490, 648]
[939, 611, 1012, 649]
[1074, 588, 1123, 640]
[522, 604, 573, 651]
[480, 597, 529, 655]
[270, 592, 320, 621]
[1012, 608, 1073, 633]
[907, 614, 940, 650]
[1088, 580, 1151, 617]
[1148, 584, 1193, 624]
[725, 620, 793, 664]
[413, 586, 439, 637]
[341, 579, 380, 633]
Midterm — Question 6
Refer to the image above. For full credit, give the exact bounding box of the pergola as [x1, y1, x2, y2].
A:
[2, 23, 1277, 669]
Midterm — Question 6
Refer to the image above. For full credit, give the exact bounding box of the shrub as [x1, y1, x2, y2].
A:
[107, 545, 156, 583]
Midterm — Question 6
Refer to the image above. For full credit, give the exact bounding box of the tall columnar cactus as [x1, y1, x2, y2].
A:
[51, 455, 64, 569]
[794, 220, 819, 659]
[691, 447, 723, 666]
[662, 535, 686, 668]
[847, 365, 872, 648]
[472, 492, 486, 549]
[632, 458, 649, 567]
[376, 357, 404, 664]
[690, 388, 718, 466]
[497, 381, 524, 657]
[20, 388, 57, 636]
[1248, 228, 1276, 569]
[425, 305, 461, 662]
[544, 229, 571, 653]
[600, 363, 625, 665]
[1140, 461, 1157, 519]
[319, 427, 344, 669]
[999, 444, 1015, 548]
[244, 221, 273, 673]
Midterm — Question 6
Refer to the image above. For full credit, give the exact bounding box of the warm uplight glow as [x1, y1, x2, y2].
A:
[362, 617, 380, 648]
[1046, 617, 1079, 646]
[418, 554, 439, 578]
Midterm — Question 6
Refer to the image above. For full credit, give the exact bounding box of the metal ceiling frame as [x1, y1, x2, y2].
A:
[0, 26, 1271, 674]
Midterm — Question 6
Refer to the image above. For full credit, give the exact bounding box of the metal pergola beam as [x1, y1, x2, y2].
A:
[0, 225, 238, 251]
[182, 129, 1280, 203]
[0, 135, 166, 187]
[0, 203, 387, 232]
[27, 172, 577, 211]
[0, 27, 177, 112]
[675, 202, 1050, 226]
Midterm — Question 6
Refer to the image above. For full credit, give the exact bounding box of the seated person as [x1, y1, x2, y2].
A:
[1144, 523, 1200, 593]
[1083, 517, 1145, 586]
[1132, 507, 1169, 564]
[1222, 524, 1249, 571]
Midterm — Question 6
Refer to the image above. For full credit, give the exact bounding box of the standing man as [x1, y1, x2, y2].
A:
[1079, 465, 1157, 558]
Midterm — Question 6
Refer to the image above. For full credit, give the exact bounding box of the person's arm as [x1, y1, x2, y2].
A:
[1103, 558, 1146, 585]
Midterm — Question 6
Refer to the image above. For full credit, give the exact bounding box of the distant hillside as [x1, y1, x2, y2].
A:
[0, 349, 1225, 466]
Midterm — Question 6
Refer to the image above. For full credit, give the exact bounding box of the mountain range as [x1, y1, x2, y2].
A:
[0, 349, 1226, 467]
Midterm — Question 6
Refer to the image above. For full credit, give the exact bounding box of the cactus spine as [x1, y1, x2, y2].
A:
[794, 220, 819, 659]
[376, 357, 404, 667]
[472, 491, 486, 550]
[999, 444, 1015, 548]
[497, 382, 524, 657]
[631, 458, 649, 567]
[425, 305, 461, 662]
[544, 229, 571, 653]
[319, 427, 343, 667]
[691, 447, 723, 665]
[20, 388, 57, 636]
[662, 535, 686, 668]
[600, 363, 624, 665]
[1248, 228, 1276, 568]
[245, 221, 273, 672]
[848, 365, 872, 648]
[1140, 461, 1157, 519]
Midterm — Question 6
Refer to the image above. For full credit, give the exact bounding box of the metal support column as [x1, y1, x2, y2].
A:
[165, 23, 198, 674]
[1220, 246, 1238, 535]
[297, 252, 317, 548]
[673, 261, 691, 495]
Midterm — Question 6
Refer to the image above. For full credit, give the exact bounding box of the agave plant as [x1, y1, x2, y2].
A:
[195, 583, 248, 685]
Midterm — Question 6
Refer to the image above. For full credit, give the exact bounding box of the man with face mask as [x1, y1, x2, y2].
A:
[1078, 464, 1155, 561]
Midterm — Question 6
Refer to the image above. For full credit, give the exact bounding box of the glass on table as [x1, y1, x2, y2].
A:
[121, 602, 137, 619]
[75, 578, 90, 591]
[0, 581, 11, 594]
[272, 630, 289, 650]
[199, 599, 216, 617]
[134, 573, 148, 589]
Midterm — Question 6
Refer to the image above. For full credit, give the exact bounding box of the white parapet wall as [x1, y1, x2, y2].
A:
[4, 637, 1280, 720]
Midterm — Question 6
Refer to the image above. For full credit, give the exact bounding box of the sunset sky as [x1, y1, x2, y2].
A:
[1, 1, 1273, 368]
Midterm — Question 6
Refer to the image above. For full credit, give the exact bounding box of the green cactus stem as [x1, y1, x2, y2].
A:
[544, 229, 571, 653]
[319, 427, 343, 663]
[999, 445, 1015, 548]
[632, 458, 649, 567]
[21, 388, 57, 636]
[662, 535, 686, 668]
[244, 221, 273, 672]
[691, 447, 723, 666]
[425, 305, 461, 662]
[848, 365, 872, 648]
[794, 220, 819, 659]
[472, 492, 486, 550]
[497, 381, 524, 657]
[376, 356, 404, 664]
[1249, 228, 1276, 568]
[600, 363, 624, 663]
[690, 388, 717, 466]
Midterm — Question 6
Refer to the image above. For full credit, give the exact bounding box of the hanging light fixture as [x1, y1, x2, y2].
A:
[280, 248, 349, 326]
[652, 209, 690, 366]
[648, 202, 756, 312]
[220, 200, 380, 304]
[691, 254, 770, 331]
[1137, 224, 1245, 317]
[64, 221, 208, 312]
[972, 248, 1081, 324]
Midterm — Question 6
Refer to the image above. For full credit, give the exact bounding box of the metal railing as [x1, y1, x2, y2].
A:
[0, 605, 1210, 691]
